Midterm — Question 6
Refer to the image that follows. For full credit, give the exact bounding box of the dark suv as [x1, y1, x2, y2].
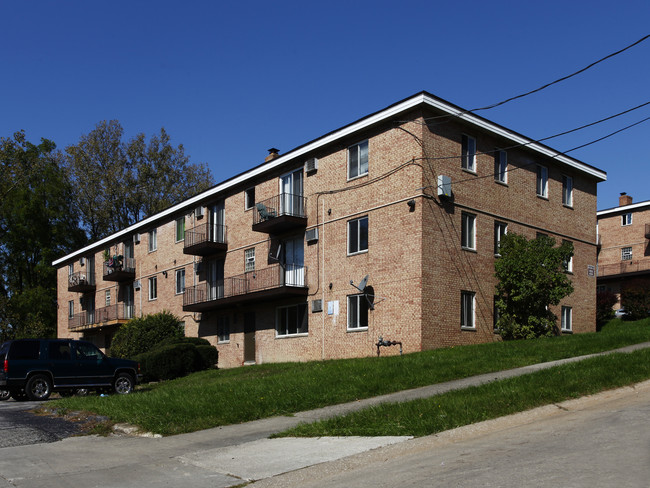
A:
[0, 339, 141, 401]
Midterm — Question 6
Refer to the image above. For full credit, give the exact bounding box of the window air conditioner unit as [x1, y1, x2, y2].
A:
[437, 175, 452, 198]
[79, 257, 85, 266]
[134, 280, 141, 290]
[311, 299, 323, 313]
[133, 233, 141, 243]
[195, 206, 204, 219]
[305, 228, 319, 243]
[305, 157, 318, 173]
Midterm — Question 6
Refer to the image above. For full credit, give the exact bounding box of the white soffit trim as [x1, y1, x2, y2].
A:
[597, 200, 650, 216]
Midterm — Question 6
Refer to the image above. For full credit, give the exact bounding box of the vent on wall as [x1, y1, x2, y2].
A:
[311, 299, 323, 313]
[305, 228, 319, 243]
[79, 257, 85, 266]
[305, 157, 318, 173]
[195, 206, 204, 219]
[133, 233, 141, 243]
[134, 280, 141, 290]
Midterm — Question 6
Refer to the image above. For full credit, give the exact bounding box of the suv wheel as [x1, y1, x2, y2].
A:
[114, 373, 134, 394]
[25, 374, 52, 401]
[0, 389, 10, 401]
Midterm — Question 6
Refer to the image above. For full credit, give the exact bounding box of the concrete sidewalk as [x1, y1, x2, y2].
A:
[1, 342, 648, 488]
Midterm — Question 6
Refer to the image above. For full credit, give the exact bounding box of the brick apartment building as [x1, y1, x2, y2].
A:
[54, 92, 607, 367]
[597, 193, 650, 310]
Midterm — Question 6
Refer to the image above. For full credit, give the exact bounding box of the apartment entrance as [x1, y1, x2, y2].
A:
[244, 312, 255, 363]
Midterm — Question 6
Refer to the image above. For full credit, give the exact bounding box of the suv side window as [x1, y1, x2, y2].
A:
[10, 340, 40, 360]
[74, 342, 104, 361]
[49, 342, 72, 361]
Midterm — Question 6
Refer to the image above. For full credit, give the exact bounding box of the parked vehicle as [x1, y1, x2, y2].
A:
[614, 308, 627, 319]
[0, 339, 141, 401]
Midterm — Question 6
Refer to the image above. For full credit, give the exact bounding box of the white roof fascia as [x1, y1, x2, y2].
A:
[53, 92, 606, 266]
[597, 200, 650, 217]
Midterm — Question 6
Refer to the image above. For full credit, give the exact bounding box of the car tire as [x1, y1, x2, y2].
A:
[10, 390, 29, 401]
[113, 373, 134, 395]
[25, 374, 52, 401]
[0, 389, 10, 401]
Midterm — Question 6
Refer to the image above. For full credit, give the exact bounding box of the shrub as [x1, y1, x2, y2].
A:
[135, 341, 218, 382]
[596, 290, 618, 326]
[111, 311, 184, 359]
[621, 283, 650, 321]
[196, 344, 218, 370]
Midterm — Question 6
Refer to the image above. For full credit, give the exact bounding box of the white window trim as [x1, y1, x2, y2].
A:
[494, 221, 507, 256]
[562, 175, 573, 207]
[347, 140, 369, 181]
[217, 316, 230, 344]
[537, 165, 548, 198]
[461, 291, 476, 330]
[495, 149, 507, 184]
[245, 187, 255, 210]
[275, 303, 309, 338]
[148, 229, 157, 252]
[462, 134, 477, 173]
[68, 300, 74, 318]
[175, 217, 185, 242]
[462, 212, 477, 251]
[561, 306, 572, 332]
[175, 269, 185, 295]
[347, 216, 369, 256]
[148, 276, 158, 301]
[622, 247, 632, 261]
[622, 213, 632, 226]
[347, 294, 369, 331]
[245, 248, 256, 272]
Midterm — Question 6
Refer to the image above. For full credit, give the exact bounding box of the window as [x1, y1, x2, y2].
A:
[622, 247, 632, 261]
[348, 140, 368, 179]
[68, 300, 74, 318]
[563, 240, 573, 273]
[461, 291, 475, 329]
[245, 187, 255, 210]
[245, 248, 255, 272]
[105, 290, 111, 307]
[562, 175, 573, 207]
[148, 228, 157, 252]
[622, 213, 632, 226]
[217, 316, 230, 343]
[561, 306, 572, 332]
[348, 216, 369, 255]
[461, 212, 476, 250]
[536, 165, 548, 198]
[276, 303, 308, 336]
[494, 221, 507, 255]
[348, 294, 369, 330]
[495, 150, 507, 183]
[175, 269, 185, 295]
[175, 217, 185, 242]
[68, 263, 74, 276]
[461, 135, 476, 172]
[148, 276, 157, 300]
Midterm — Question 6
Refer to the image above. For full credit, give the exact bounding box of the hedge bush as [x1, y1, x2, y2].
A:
[111, 311, 183, 359]
[135, 341, 218, 382]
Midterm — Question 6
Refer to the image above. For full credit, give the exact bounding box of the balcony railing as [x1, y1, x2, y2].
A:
[103, 257, 136, 282]
[598, 260, 650, 278]
[68, 271, 96, 292]
[183, 263, 308, 312]
[68, 304, 135, 331]
[183, 222, 227, 256]
[252, 193, 307, 234]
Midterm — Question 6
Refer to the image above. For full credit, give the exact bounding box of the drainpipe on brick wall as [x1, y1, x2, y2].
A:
[321, 198, 326, 361]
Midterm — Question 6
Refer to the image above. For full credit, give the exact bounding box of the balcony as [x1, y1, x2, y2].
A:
[103, 257, 136, 282]
[183, 263, 308, 312]
[183, 223, 227, 257]
[68, 271, 96, 292]
[597, 260, 650, 278]
[252, 193, 307, 234]
[68, 304, 135, 331]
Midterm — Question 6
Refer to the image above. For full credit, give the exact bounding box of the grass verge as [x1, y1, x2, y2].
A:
[50, 319, 650, 436]
[276, 348, 650, 437]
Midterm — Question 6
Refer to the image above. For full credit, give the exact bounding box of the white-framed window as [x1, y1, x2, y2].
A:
[495, 150, 507, 183]
[461, 134, 476, 172]
[175, 217, 185, 242]
[494, 221, 507, 255]
[276, 303, 308, 337]
[622, 213, 632, 226]
[563, 240, 574, 273]
[348, 294, 369, 330]
[562, 175, 573, 207]
[148, 228, 157, 252]
[536, 165, 548, 198]
[561, 306, 572, 332]
[245, 248, 255, 272]
[348, 140, 368, 180]
[68, 300, 74, 318]
[148, 276, 157, 301]
[217, 315, 230, 343]
[461, 212, 476, 250]
[461, 291, 475, 329]
[622, 247, 632, 261]
[175, 269, 185, 295]
[68, 263, 74, 276]
[348, 216, 369, 255]
[245, 187, 255, 210]
[105, 290, 111, 307]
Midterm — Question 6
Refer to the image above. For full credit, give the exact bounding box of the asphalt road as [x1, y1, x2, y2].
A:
[0, 399, 80, 448]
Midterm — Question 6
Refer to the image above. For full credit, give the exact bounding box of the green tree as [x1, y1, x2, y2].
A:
[495, 233, 574, 340]
[111, 311, 184, 359]
[65, 121, 214, 240]
[0, 132, 87, 340]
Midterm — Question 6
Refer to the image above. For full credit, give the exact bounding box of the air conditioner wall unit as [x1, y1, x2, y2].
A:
[133, 233, 141, 243]
[437, 175, 452, 198]
[134, 280, 141, 290]
[305, 228, 319, 243]
[305, 157, 318, 173]
[195, 206, 204, 219]
[79, 257, 85, 266]
[311, 299, 323, 313]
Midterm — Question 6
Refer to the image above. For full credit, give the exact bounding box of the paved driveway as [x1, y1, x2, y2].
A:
[0, 399, 80, 448]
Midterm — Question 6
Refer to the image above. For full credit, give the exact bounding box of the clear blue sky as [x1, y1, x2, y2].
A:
[2, 0, 648, 210]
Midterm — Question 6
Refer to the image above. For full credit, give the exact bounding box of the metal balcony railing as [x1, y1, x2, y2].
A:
[252, 193, 307, 233]
[68, 271, 96, 292]
[68, 304, 135, 330]
[103, 257, 136, 281]
[183, 223, 227, 256]
[597, 260, 650, 277]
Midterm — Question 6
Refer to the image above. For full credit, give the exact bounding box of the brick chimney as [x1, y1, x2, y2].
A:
[265, 148, 280, 162]
[619, 192, 633, 207]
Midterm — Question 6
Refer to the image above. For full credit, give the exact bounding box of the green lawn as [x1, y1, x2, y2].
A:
[50, 318, 650, 436]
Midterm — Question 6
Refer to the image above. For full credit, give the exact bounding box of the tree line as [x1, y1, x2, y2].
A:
[0, 122, 213, 340]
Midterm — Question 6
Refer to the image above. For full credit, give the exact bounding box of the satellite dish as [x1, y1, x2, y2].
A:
[358, 275, 369, 291]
